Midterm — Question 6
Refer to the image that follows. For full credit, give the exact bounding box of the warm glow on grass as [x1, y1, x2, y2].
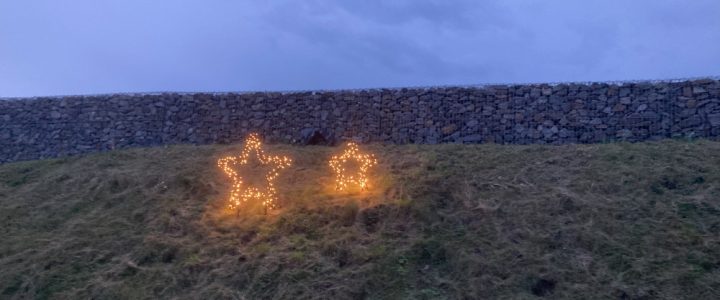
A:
[218, 133, 292, 212]
[329, 142, 378, 191]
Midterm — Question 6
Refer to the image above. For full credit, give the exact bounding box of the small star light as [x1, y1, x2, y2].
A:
[329, 142, 378, 191]
[217, 133, 292, 212]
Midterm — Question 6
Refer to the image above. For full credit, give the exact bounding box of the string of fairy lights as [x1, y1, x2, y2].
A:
[218, 135, 378, 214]
[329, 142, 378, 191]
[217, 133, 292, 211]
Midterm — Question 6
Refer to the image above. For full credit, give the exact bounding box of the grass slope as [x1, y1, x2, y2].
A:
[1, 141, 720, 299]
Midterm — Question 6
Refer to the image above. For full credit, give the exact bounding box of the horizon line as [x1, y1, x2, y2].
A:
[2, 75, 718, 100]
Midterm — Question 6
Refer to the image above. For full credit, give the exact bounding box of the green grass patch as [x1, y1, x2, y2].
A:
[1, 141, 720, 299]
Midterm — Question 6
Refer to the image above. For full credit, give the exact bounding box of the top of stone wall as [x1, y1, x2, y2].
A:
[2, 76, 719, 101]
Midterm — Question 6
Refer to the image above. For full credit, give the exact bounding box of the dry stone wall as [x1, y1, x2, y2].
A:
[1, 79, 719, 163]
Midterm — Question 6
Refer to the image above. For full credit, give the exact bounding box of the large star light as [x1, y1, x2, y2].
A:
[329, 142, 378, 191]
[218, 133, 292, 212]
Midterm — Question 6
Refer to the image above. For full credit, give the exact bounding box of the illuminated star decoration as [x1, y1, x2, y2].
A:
[217, 133, 292, 212]
[329, 142, 378, 191]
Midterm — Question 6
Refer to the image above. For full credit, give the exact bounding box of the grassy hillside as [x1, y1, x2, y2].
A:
[1, 141, 719, 299]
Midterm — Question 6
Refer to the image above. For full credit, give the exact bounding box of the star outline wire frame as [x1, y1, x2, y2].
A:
[217, 133, 292, 214]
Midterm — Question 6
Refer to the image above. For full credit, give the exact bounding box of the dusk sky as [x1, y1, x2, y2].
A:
[1, 0, 718, 97]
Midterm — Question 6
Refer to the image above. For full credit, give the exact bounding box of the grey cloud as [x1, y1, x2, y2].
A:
[0, 0, 718, 97]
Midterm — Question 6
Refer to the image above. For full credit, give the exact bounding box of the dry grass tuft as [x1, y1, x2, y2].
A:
[1, 141, 719, 299]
